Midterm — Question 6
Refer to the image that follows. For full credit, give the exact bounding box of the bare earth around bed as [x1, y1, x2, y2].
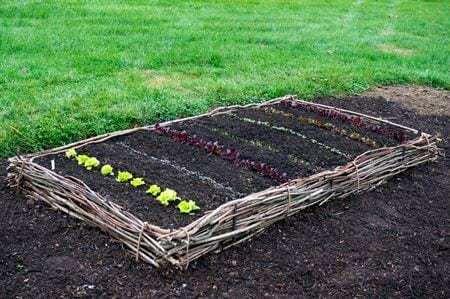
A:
[1, 87, 449, 297]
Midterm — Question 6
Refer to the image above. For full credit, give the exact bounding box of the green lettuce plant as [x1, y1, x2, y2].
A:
[130, 177, 145, 187]
[101, 164, 113, 176]
[84, 157, 100, 170]
[177, 200, 200, 214]
[65, 148, 77, 159]
[76, 154, 90, 166]
[156, 189, 177, 206]
[146, 184, 161, 196]
[116, 171, 133, 183]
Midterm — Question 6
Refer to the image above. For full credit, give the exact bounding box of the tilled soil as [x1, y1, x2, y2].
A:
[34, 99, 391, 228]
[1, 88, 449, 298]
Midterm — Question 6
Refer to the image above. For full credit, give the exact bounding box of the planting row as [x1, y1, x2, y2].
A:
[262, 107, 379, 147]
[170, 118, 318, 179]
[279, 99, 407, 142]
[65, 148, 201, 214]
[228, 114, 351, 158]
[151, 124, 288, 183]
[203, 125, 314, 171]
[230, 107, 372, 162]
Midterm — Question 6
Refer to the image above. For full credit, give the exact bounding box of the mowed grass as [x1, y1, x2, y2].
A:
[1, 0, 449, 157]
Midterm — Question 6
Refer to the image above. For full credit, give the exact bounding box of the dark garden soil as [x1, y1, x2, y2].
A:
[232, 106, 373, 154]
[35, 98, 392, 229]
[272, 102, 407, 147]
[34, 133, 273, 229]
[1, 86, 449, 297]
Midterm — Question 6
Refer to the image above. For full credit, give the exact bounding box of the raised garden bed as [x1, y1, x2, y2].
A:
[6, 96, 441, 269]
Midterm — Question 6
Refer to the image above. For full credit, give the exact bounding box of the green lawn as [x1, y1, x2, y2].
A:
[1, 0, 449, 157]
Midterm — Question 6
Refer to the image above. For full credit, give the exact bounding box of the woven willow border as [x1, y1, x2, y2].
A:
[6, 96, 441, 269]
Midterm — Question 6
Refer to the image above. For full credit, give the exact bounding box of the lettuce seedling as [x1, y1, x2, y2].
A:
[177, 200, 200, 214]
[101, 164, 113, 176]
[116, 171, 133, 183]
[65, 148, 77, 159]
[146, 184, 161, 197]
[130, 178, 145, 187]
[84, 157, 100, 170]
[76, 155, 90, 166]
[156, 189, 177, 206]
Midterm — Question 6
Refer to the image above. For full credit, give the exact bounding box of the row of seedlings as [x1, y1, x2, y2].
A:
[64, 148, 200, 214]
